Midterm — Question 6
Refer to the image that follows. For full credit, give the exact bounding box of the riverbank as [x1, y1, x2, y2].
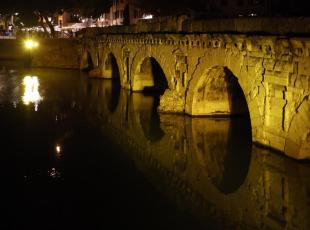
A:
[0, 38, 79, 69]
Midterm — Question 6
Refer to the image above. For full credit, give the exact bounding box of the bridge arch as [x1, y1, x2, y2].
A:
[101, 52, 121, 80]
[185, 61, 264, 141]
[132, 57, 168, 94]
[187, 66, 249, 117]
[130, 47, 175, 92]
[80, 50, 94, 71]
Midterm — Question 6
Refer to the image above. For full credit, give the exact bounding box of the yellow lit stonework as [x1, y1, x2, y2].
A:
[80, 25, 310, 159]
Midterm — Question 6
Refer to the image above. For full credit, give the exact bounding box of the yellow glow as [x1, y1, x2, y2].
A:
[22, 76, 43, 106]
[56, 145, 61, 153]
[25, 40, 39, 49]
[55, 144, 62, 159]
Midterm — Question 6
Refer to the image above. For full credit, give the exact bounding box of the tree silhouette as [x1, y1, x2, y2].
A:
[0, 0, 112, 37]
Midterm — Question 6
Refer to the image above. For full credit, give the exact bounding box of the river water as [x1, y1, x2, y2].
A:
[0, 65, 309, 230]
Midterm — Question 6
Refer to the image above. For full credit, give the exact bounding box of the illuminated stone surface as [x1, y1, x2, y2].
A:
[79, 19, 310, 159]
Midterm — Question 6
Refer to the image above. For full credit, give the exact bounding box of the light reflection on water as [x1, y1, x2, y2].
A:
[22, 76, 43, 110]
[48, 167, 61, 178]
[0, 66, 309, 230]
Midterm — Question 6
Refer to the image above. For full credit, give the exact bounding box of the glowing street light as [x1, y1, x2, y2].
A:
[24, 39, 39, 49]
[55, 144, 62, 159]
[56, 144, 61, 153]
[24, 39, 39, 67]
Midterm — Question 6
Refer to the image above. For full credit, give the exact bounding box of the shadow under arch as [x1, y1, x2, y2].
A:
[188, 66, 249, 116]
[102, 53, 121, 80]
[101, 53, 121, 112]
[81, 51, 94, 72]
[132, 57, 168, 95]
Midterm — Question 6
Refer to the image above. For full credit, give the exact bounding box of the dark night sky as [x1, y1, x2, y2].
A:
[0, 0, 111, 12]
[0, 0, 309, 11]
[0, 0, 111, 24]
[1, 0, 310, 17]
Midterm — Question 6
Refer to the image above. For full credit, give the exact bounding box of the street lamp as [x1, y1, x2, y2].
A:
[25, 39, 39, 49]
[24, 39, 39, 67]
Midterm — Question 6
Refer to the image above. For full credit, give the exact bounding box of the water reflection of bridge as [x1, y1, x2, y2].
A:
[81, 78, 310, 230]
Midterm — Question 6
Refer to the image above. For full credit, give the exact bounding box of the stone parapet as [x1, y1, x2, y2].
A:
[78, 17, 310, 38]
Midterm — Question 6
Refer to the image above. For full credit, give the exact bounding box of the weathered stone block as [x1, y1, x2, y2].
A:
[264, 130, 286, 152]
[274, 61, 293, 73]
[263, 59, 276, 71]
[246, 57, 262, 67]
[245, 39, 261, 52]
[269, 96, 286, 106]
[294, 74, 309, 89]
[248, 51, 264, 58]
[265, 73, 289, 86]
[290, 39, 304, 49]
[274, 87, 285, 99]
[284, 91, 293, 101]
[297, 59, 310, 76]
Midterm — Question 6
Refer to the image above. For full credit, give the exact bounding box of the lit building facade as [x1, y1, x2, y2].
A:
[58, 12, 72, 28]
[109, 0, 151, 25]
[97, 13, 110, 27]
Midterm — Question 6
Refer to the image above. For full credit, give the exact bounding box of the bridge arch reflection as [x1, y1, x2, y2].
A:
[85, 79, 252, 193]
[83, 78, 310, 229]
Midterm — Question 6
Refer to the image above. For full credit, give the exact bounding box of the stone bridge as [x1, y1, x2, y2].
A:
[79, 18, 310, 159]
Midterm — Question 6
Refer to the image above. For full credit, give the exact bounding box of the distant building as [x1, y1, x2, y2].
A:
[56, 11, 94, 34]
[0, 18, 5, 30]
[109, 0, 152, 25]
[97, 13, 110, 27]
[58, 11, 72, 28]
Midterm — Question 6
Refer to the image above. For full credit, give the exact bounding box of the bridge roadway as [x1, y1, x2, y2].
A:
[79, 17, 310, 159]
